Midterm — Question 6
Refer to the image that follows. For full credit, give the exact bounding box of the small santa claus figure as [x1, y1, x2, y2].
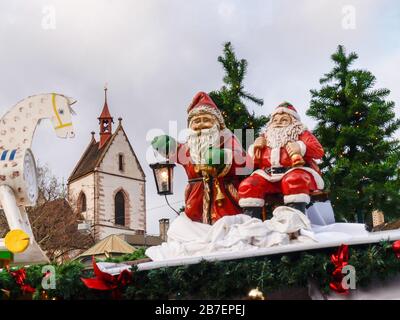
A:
[238, 102, 325, 219]
[151, 92, 247, 224]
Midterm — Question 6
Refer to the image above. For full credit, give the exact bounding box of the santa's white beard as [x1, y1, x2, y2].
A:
[187, 124, 220, 164]
[265, 121, 306, 148]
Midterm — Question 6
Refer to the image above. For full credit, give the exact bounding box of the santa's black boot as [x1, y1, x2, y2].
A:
[242, 207, 263, 220]
[286, 202, 307, 214]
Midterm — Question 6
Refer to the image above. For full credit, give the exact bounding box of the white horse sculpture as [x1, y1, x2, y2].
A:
[0, 93, 76, 264]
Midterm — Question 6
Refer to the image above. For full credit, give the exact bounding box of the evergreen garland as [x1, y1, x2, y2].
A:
[1, 241, 399, 299]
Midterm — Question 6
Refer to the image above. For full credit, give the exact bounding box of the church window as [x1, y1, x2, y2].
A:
[119, 154, 124, 171]
[80, 192, 87, 212]
[115, 191, 125, 226]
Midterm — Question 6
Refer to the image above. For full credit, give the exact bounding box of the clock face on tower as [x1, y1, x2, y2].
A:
[23, 149, 38, 204]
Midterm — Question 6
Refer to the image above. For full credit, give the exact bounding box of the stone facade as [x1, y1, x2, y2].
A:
[67, 99, 146, 241]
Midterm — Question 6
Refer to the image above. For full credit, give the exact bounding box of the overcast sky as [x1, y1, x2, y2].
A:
[0, 0, 399, 235]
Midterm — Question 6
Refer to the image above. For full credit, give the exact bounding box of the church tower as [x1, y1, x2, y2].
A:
[98, 87, 113, 148]
[67, 88, 146, 241]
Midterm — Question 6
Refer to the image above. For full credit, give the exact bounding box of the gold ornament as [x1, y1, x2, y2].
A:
[41, 290, 49, 300]
[290, 153, 305, 167]
[214, 179, 225, 207]
[196, 164, 225, 207]
[248, 287, 265, 300]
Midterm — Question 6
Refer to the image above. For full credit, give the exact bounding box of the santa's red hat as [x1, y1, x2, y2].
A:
[271, 102, 300, 120]
[187, 91, 225, 128]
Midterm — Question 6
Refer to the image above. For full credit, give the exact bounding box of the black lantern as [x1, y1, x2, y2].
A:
[150, 161, 176, 195]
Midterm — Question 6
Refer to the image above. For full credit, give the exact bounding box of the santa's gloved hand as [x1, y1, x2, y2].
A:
[151, 135, 177, 157]
[205, 147, 227, 172]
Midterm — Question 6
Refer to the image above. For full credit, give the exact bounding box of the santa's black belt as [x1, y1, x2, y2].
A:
[265, 167, 290, 174]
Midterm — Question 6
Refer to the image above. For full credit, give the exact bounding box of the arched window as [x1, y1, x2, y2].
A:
[115, 191, 125, 226]
[79, 192, 87, 212]
[118, 153, 124, 171]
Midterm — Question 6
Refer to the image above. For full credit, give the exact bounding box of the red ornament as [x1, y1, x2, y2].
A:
[392, 240, 400, 259]
[81, 256, 132, 299]
[7, 267, 35, 294]
[329, 244, 349, 295]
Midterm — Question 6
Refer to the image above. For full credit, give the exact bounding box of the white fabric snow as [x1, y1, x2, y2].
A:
[95, 262, 132, 275]
[146, 206, 369, 262]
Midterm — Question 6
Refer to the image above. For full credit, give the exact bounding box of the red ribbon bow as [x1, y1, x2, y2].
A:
[81, 256, 132, 299]
[7, 267, 36, 294]
[392, 240, 400, 259]
[329, 244, 349, 294]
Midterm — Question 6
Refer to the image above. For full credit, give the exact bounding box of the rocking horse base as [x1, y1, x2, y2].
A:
[0, 238, 49, 265]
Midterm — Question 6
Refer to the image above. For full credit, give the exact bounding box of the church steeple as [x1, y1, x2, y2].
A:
[98, 85, 114, 149]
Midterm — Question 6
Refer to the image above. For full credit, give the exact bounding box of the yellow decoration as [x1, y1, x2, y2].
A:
[248, 287, 265, 300]
[52, 93, 72, 129]
[5, 229, 30, 253]
[215, 179, 225, 207]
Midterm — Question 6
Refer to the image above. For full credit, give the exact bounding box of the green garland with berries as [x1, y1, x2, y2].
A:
[0, 242, 399, 300]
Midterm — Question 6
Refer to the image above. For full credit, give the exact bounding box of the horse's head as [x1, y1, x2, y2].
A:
[50, 93, 77, 139]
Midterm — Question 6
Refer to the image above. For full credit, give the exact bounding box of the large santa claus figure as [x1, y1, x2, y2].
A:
[238, 102, 325, 219]
[151, 92, 247, 224]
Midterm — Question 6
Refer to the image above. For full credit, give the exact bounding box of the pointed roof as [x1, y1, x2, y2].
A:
[98, 87, 113, 120]
[99, 101, 112, 119]
[68, 123, 146, 183]
[68, 138, 104, 182]
[76, 234, 136, 258]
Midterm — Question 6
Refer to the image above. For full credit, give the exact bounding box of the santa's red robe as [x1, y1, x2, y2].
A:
[173, 129, 248, 224]
[238, 130, 325, 206]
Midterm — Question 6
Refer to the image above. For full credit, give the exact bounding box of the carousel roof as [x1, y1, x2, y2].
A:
[77, 234, 136, 259]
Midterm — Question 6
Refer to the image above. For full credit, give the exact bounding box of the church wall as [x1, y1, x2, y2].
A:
[67, 125, 146, 241]
[96, 127, 146, 239]
[68, 173, 95, 223]
[97, 172, 146, 239]
[99, 128, 145, 180]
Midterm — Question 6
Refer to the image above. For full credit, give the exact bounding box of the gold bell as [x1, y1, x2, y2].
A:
[248, 287, 265, 300]
[291, 153, 305, 167]
[215, 181, 225, 207]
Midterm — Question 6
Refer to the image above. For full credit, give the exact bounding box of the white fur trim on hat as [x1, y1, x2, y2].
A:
[188, 105, 225, 128]
[284, 193, 310, 204]
[239, 198, 265, 207]
[272, 107, 300, 120]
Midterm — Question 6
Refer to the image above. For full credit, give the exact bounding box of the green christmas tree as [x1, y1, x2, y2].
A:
[209, 42, 267, 149]
[307, 45, 400, 223]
